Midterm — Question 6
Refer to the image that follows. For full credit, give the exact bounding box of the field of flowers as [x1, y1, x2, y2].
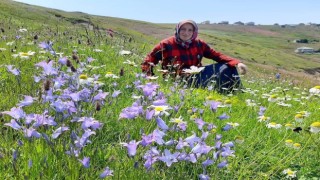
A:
[0, 22, 319, 180]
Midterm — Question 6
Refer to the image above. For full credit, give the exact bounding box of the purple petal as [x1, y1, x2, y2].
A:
[79, 157, 90, 168]
[18, 95, 34, 107]
[4, 119, 22, 130]
[202, 159, 213, 167]
[24, 128, 41, 138]
[2, 107, 26, 120]
[28, 159, 33, 168]
[58, 57, 68, 65]
[218, 113, 230, 120]
[156, 117, 168, 130]
[52, 126, 69, 139]
[100, 167, 113, 178]
[217, 160, 228, 168]
[199, 174, 210, 180]
[122, 140, 140, 157]
[6, 65, 20, 76]
[145, 109, 155, 120]
[112, 90, 121, 98]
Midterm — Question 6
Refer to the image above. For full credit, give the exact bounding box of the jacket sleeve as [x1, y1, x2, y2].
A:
[201, 40, 240, 67]
[141, 43, 164, 75]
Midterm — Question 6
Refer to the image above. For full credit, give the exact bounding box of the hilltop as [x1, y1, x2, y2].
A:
[1, 0, 319, 86]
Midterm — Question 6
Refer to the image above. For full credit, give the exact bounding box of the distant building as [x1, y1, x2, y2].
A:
[283, 24, 298, 28]
[218, 21, 229, 25]
[295, 47, 314, 53]
[233, 21, 244, 25]
[245, 22, 255, 26]
[200, 20, 210, 24]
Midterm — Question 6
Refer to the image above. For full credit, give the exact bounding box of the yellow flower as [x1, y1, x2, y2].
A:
[13, 51, 35, 59]
[283, 168, 297, 178]
[224, 99, 232, 104]
[299, 111, 306, 115]
[295, 114, 303, 118]
[285, 123, 294, 129]
[170, 116, 184, 124]
[267, 122, 282, 129]
[105, 72, 119, 79]
[190, 114, 198, 120]
[206, 96, 215, 100]
[211, 128, 217, 133]
[20, 52, 30, 56]
[268, 94, 278, 102]
[310, 122, 320, 133]
[310, 121, 320, 127]
[309, 86, 320, 95]
[79, 75, 95, 85]
[155, 107, 164, 111]
[294, 113, 304, 123]
[149, 105, 171, 116]
[187, 109, 193, 114]
[296, 111, 310, 117]
[285, 139, 293, 143]
[105, 72, 114, 77]
[79, 74, 88, 79]
[285, 139, 293, 147]
[292, 143, 301, 149]
[258, 115, 270, 122]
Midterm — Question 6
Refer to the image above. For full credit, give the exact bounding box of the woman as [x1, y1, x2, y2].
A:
[141, 20, 247, 92]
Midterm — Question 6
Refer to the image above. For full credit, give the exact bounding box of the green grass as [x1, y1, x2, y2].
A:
[0, 0, 320, 179]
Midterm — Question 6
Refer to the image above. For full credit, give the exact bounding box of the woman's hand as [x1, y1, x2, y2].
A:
[237, 63, 248, 75]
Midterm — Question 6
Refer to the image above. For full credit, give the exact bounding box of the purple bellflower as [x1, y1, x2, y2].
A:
[52, 126, 69, 139]
[121, 140, 141, 157]
[159, 149, 179, 167]
[100, 167, 114, 178]
[78, 157, 90, 168]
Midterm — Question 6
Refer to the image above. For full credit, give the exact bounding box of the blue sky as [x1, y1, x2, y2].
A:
[13, 0, 320, 25]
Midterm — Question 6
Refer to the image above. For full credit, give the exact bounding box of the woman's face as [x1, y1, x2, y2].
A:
[179, 23, 194, 42]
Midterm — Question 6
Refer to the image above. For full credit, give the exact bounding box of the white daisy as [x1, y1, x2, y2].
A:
[119, 50, 132, 55]
[123, 59, 137, 66]
[182, 66, 205, 74]
[266, 122, 282, 129]
[309, 86, 320, 95]
[282, 168, 297, 178]
[310, 122, 320, 133]
[146, 76, 159, 80]
[149, 105, 171, 116]
[93, 49, 103, 52]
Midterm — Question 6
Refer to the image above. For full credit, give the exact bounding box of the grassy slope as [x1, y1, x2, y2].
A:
[1, 0, 320, 85]
[0, 1, 320, 179]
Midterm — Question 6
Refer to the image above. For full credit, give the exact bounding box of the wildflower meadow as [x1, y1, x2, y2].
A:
[1, 9, 320, 180]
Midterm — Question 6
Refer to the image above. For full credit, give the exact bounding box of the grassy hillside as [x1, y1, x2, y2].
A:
[1, 0, 320, 84]
[1, 1, 320, 179]
[198, 24, 320, 70]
